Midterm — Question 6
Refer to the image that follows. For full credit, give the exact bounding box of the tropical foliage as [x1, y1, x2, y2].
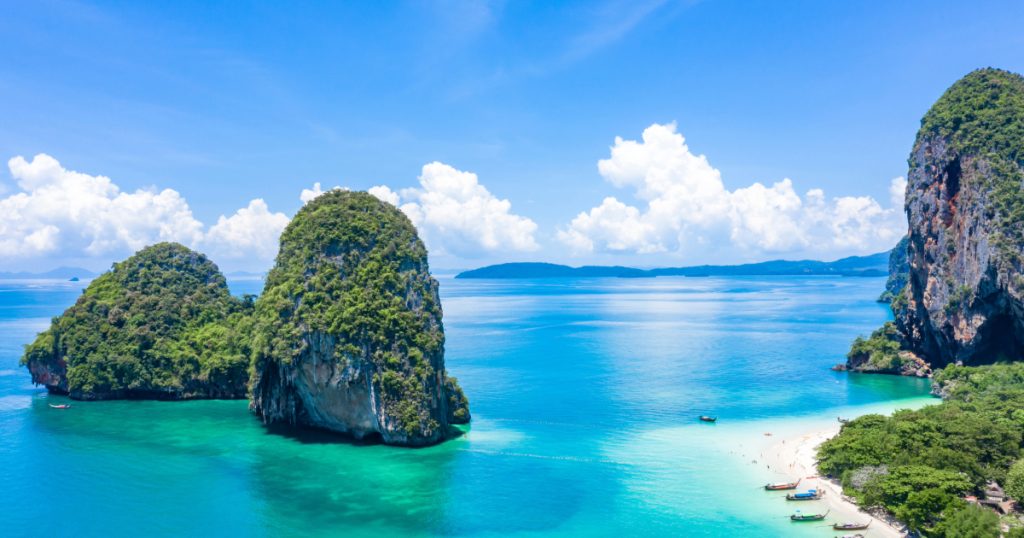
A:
[847, 321, 904, 371]
[22, 242, 252, 398]
[819, 362, 1024, 536]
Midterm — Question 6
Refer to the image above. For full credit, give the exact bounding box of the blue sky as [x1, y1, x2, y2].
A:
[1, 0, 1022, 272]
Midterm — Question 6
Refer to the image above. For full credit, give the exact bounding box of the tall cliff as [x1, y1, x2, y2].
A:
[897, 68, 1024, 367]
[22, 243, 252, 399]
[850, 68, 1024, 372]
[250, 190, 469, 446]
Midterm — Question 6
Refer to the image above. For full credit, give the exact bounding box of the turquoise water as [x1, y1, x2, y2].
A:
[0, 276, 931, 537]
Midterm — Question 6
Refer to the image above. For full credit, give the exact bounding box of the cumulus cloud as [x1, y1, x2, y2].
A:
[0, 154, 289, 270]
[300, 182, 349, 204]
[1, 154, 204, 258]
[298, 163, 538, 257]
[558, 123, 907, 260]
[367, 185, 399, 206]
[395, 162, 538, 256]
[201, 199, 289, 262]
[340, 163, 538, 257]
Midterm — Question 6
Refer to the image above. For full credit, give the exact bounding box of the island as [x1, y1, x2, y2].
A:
[455, 252, 890, 279]
[249, 190, 469, 447]
[21, 242, 253, 399]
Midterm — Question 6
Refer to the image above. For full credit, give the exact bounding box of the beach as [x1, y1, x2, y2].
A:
[760, 425, 905, 537]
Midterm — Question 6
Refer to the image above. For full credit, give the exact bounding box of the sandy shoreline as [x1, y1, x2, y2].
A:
[759, 425, 905, 537]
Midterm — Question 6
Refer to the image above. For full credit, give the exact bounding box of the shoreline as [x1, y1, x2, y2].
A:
[759, 425, 905, 537]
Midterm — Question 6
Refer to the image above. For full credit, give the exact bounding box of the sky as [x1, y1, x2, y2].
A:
[1, 0, 1023, 273]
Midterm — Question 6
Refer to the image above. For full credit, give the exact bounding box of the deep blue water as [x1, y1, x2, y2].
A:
[0, 276, 930, 537]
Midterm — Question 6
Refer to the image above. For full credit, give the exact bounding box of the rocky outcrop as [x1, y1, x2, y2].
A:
[848, 68, 1024, 373]
[22, 243, 252, 399]
[894, 69, 1024, 368]
[878, 236, 909, 303]
[845, 321, 931, 376]
[250, 190, 469, 446]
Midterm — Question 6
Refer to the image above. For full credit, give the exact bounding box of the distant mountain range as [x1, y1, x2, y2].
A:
[0, 266, 98, 280]
[455, 251, 891, 279]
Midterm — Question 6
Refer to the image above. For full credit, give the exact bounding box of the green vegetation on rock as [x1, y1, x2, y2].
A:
[22, 242, 252, 399]
[847, 322, 904, 372]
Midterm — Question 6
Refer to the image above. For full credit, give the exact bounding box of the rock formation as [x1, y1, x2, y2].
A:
[849, 68, 1024, 372]
[22, 242, 252, 399]
[878, 236, 909, 303]
[250, 190, 469, 446]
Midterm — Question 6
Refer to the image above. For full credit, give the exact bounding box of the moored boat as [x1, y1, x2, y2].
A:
[789, 509, 828, 521]
[48, 403, 71, 409]
[833, 521, 870, 530]
[764, 478, 800, 491]
[785, 489, 822, 501]
[699, 415, 717, 422]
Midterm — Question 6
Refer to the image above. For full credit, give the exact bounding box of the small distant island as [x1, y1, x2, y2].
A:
[456, 251, 890, 279]
[0, 267, 96, 280]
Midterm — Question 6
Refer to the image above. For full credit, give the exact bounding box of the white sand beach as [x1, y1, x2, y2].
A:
[760, 426, 905, 537]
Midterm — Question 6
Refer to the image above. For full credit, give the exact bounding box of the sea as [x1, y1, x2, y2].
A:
[0, 275, 933, 537]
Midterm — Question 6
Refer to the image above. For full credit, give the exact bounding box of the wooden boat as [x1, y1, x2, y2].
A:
[790, 510, 828, 521]
[837, 416, 850, 424]
[764, 478, 800, 491]
[786, 489, 822, 501]
[699, 416, 717, 423]
[833, 521, 870, 530]
[837, 535, 865, 538]
[48, 404, 71, 409]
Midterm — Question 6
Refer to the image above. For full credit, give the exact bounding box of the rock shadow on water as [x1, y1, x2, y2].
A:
[260, 420, 467, 447]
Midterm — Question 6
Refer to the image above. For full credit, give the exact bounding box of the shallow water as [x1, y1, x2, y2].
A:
[0, 276, 931, 537]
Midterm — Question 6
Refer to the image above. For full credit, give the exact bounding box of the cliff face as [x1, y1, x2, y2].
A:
[22, 243, 252, 399]
[250, 190, 468, 446]
[848, 69, 1024, 373]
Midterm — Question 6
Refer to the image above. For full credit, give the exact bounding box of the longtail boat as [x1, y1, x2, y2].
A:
[699, 415, 717, 423]
[789, 509, 828, 521]
[785, 489, 822, 501]
[833, 521, 870, 530]
[838, 416, 850, 424]
[764, 478, 800, 491]
[48, 404, 71, 409]
[836, 534, 865, 538]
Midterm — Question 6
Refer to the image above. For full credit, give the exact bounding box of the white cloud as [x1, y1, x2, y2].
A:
[299, 164, 537, 257]
[889, 176, 907, 207]
[391, 162, 539, 257]
[558, 123, 907, 260]
[0, 154, 292, 270]
[201, 199, 289, 263]
[368, 185, 399, 206]
[1, 154, 204, 258]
